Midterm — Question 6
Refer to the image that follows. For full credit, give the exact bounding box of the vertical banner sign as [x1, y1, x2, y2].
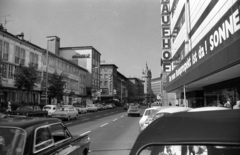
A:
[161, 0, 172, 72]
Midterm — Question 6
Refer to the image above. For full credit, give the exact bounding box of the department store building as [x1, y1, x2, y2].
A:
[164, 0, 240, 107]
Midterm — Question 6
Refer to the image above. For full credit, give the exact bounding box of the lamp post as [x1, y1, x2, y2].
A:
[45, 38, 54, 105]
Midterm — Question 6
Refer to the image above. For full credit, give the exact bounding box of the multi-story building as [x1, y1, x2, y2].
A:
[58, 46, 101, 100]
[151, 77, 161, 100]
[42, 36, 88, 105]
[0, 27, 88, 105]
[128, 78, 144, 103]
[100, 63, 118, 101]
[117, 71, 128, 103]
[164, 0, 240, 107]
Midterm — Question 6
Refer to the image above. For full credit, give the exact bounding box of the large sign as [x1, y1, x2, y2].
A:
[161, 0, 172, 72]
[72, 53, 90, 58]
[168, 2, 240, 82]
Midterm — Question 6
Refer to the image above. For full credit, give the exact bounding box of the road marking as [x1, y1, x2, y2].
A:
[113, 119, 118, 121]
[82, 118, 89, 121]
[121, 115, 124, 118]
[65, 122, 72, 125]
[95, 115, 101, 117]
[80, 131, 91, 136]
[100, 123, 108, 127]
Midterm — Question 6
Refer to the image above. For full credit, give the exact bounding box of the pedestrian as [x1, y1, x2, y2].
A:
[224, 98, 231, 108]
[169, 102, 172, 106]
[6, 100, 12, 112]
[233, 100, 240, 109]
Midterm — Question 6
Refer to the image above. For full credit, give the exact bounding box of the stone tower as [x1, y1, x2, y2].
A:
[142, 63, 152, 104]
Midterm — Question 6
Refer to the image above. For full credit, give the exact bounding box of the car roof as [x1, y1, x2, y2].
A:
[0, 117, 61, 130]
[155, 107, 192, 114]
[130, 109, 240, 155]
[188, 106, 228, 112]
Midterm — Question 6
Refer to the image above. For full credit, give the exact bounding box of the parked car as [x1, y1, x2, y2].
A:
[8, 105, 48, 117]
[130, 109, 240, 155]
[0, 112, 7, 118]
[0, 117, 90, 155]
[42, 105, 57, 116]
[127, 105, 140, 117]
[86, 104, 98, 112]
[73, 104, 88, 114]
[123, 104, 129, 110]
[51, 105, 78, 121]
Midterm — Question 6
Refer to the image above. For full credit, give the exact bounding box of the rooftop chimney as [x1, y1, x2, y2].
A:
[16, 32, 24, 40]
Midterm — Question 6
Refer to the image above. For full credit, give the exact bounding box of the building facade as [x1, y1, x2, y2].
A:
[128, 78, 144, 103]
[165, 0, 240, 107]
[59, 46, 101, 100]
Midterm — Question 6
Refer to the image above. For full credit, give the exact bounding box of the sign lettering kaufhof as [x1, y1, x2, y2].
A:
[72, 53, 90, 58]
[160, 0, 172, 72]
[168, 3, 240, 82]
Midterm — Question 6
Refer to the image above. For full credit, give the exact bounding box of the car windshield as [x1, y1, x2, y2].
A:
[0, 128, 26, 155]
[130, 106, 138, 109]
[17, 106, 33, 111]
[145, 109, 155, 116]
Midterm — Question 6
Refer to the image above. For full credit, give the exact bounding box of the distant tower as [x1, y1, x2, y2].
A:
[142, 63, 152, 104]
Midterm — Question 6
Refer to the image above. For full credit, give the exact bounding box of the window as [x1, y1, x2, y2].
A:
[49, 123, 71, 143]
[15, 46, 20, 64]
[34, 126, 53, 153]
[104, 74, 108, 79]
[2, 64, 7, 78]
[20, 48, 25, 65]
[30, 52, 39, 68]
[104, 81, 108, 86]
[3, 41, 9, 61]
[8, 65, 14, 79]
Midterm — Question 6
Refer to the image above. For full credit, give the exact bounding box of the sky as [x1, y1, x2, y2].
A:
[0, 0, 162, 79]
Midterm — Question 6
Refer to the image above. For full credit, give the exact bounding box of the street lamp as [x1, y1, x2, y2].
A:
[45, 38, 54, 105]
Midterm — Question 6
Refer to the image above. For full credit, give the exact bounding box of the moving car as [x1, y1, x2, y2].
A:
[0, 117, 90, 155]
[42, 105, 57, 116]
[86, 104, 98, 112]
[127, 105, 140, 117]
[51, 105, 78, 121]
[130, 109, 240, 155]
[8, 105, 48, 117]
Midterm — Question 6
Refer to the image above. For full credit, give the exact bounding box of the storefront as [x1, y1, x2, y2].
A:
[166, 1, 240, 107]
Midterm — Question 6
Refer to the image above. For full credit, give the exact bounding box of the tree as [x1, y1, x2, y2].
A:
[14, 63, 38, 103]
[48, 72, 66, 103]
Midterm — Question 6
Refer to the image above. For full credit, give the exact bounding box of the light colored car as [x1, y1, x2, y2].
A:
[139, 107, 159, 130]
[73, 104, 88, 114]
[139, 107, 169, 132]
[42, 105, 57, 116]
[127, 106, 140, 117]
[86, 104, 98, 112]
[51, 105, 78, 121]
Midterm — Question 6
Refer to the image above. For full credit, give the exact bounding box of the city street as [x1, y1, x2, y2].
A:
[65, 107, 146, 155]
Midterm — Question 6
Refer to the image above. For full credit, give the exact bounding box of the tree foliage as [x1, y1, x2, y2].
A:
[48, 71, 66, 102]
[14, 63, 38, 91]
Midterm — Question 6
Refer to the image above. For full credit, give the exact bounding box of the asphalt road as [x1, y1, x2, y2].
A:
[65, 106, 147, 155]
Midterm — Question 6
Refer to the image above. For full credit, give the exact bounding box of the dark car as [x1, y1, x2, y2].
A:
[0, 117, 90, 155]
[8, 105, 48, 117]
[130, 109, 240, 155]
